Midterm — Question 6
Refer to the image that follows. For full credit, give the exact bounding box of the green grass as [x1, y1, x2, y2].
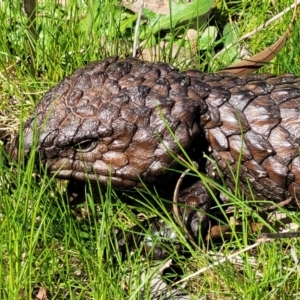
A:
[1, 0, 300, 299]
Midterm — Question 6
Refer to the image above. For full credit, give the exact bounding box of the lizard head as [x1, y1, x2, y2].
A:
[10, 57, 209, 188]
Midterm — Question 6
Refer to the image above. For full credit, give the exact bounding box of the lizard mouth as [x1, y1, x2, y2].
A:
[44, 147, 159, 188]
[49, 169, 141, 188]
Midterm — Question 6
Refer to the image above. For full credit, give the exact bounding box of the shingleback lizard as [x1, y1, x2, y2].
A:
[9, 56, 300, 257]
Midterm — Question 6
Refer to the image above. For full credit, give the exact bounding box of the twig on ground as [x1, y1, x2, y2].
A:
[175, 227, 300, 286]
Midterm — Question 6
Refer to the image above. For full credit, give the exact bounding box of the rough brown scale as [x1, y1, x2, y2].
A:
[10, 57, 300, 256]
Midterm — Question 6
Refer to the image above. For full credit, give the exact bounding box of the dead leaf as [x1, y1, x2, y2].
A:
[217, 31, 289, 75]
[206, 225, 232, 240]
[122, 0, 188, 15]
[137, 40, 197, 67]
[140, 259, 191, 300]
[33, 286, 49, 300]
[184, 29, 198, 41]
[218, 0, 299, 75]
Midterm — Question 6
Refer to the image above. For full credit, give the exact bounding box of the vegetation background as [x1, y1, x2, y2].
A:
[0, 0, 300, 299]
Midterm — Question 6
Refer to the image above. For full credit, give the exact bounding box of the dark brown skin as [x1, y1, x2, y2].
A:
[10, 56, 300, 257]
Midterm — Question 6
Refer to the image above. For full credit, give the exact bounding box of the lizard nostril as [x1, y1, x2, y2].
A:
[73, 140, 97, 152]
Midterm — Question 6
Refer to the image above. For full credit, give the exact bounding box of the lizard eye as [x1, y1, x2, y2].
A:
[73, 140, 97, 152]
